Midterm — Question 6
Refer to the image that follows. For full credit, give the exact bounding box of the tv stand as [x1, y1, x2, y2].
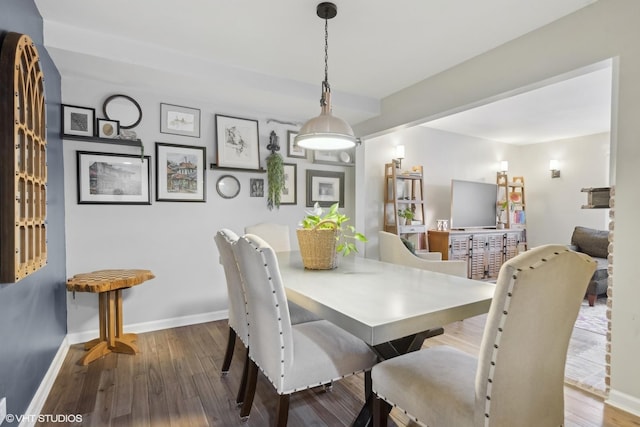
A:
[427, 228, 526, 280]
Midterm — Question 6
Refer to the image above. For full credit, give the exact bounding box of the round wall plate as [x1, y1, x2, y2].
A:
[216, 175, 240, 199]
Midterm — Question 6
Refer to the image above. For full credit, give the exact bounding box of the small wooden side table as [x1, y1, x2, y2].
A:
[67, 269, 155, 365]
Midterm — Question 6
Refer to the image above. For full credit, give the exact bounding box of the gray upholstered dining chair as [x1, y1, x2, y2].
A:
[245, 222, 291, 252]
[378, 230, 468, 277]
[233, 234, 378, 426]
[214, 229, 320, 406]
[371, 244, 596, 427]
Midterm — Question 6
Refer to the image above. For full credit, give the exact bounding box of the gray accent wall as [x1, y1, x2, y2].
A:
[0, 0, 66, 422]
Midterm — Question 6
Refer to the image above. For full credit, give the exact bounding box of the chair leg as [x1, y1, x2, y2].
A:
[240, 359, 259, 420]
[587, 293, 596, 306]
[373, 396, 392, 427]
[221, 327, 236, 374]
[236, 349, 250, 405]
[365, 370, 372, 399]
[275, 394, 290, 427]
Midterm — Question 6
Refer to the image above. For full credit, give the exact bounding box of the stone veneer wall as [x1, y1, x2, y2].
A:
[605, 185, 615, 394]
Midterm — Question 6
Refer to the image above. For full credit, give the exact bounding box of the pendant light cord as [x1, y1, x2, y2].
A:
[324, 17, 329, 89]
[321, 14, 330, 106]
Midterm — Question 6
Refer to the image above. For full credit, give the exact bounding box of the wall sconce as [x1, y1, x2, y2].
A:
[499, 160, 509, 173]
[549, 159, 561, 178]
[394, 145, 405, 169]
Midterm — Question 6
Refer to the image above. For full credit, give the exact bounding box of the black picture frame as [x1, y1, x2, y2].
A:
[287, 130, 306, 159]
[215, 114, 261, 170]
[250, 178, 264, 197]
[62, 104, 96, 137]
[312, 149, 355, 166]
[97, 118, 120, 139]
[306, 169, 344, 207]
[160, 103, 201, 138]
[155, 142, 206, 202]
[280, 163, 297, 205]
[77, 151, 151, 205]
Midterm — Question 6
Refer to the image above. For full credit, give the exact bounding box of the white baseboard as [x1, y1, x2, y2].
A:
[66, 309, 228, 344]
[606, 389, 640, 418]
[20, 336, 70, 427]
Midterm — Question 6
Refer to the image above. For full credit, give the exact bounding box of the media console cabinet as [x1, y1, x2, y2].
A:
[428, 229, 526, 280]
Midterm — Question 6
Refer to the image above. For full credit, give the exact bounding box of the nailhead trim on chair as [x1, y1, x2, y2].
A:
[372, 249, 569, 427]
[242, 236, 370, 396]
[483, 250, 564, 426]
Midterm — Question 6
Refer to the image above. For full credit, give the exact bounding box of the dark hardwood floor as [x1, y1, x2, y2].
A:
[36, 317, 640, 427]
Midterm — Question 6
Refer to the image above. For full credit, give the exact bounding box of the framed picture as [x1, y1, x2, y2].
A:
[281, 163, 297, 205]
[287, 130, 306, 159]
[215, 114, 260, 170]
[160, 103, 201, 138]
[76, 151, 151, 204]
[312, 149, 355, 166]
[97, 118, 120, 139]
[306, 169, 344, 207]
[62, 104, 95, 137]
[155, 142, 206, 202]
[250, 178, 264, 197]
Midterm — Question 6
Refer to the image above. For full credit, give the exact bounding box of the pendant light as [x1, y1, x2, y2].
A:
[295, 2, 357, 151]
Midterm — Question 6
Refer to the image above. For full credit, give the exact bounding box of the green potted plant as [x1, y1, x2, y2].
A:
[297, 203, 367, 269]
[398, 208, 415, 225]
[496, 200, 508, 228]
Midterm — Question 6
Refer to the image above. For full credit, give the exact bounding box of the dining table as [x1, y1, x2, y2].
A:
[276, 251, 496, 426]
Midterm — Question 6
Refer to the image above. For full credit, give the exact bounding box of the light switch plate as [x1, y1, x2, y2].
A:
[0, 397, 6, 425]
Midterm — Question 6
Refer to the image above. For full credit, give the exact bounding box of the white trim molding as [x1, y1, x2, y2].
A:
[20, 336, 70, 427]
[607, 389, 640, 418]
[66, 309, 228, 345]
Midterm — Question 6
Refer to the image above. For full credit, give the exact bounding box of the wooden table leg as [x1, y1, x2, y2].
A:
[115, 288, 138, 343]
[79, 292, 112, 365]
[110, 288, 138, 355]
[107, 290, 116, 348]
[83, 292, 108, 351]
[79, 289, 138, 365]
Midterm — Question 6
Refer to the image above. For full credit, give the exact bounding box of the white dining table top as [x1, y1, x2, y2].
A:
[278, 252, 496, 346]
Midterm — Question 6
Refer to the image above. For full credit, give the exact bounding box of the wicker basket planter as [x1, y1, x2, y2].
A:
[296, 221, 339, 270]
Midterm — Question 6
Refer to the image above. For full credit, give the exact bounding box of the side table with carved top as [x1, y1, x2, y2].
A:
[66, 269, 155, 365]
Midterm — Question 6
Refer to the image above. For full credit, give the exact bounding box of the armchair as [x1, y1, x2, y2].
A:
[378, 231, 467, 277]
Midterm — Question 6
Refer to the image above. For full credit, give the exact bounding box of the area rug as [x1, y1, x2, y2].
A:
[574, 297, 608, 336]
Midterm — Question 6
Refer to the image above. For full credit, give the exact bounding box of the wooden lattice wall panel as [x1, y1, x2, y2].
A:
[0, 32, 47, 283]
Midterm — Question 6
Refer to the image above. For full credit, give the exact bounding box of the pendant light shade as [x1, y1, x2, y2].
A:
[295, 2, 357, 151]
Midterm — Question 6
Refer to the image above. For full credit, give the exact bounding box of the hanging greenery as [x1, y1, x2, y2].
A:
[266, 152, 284, 210]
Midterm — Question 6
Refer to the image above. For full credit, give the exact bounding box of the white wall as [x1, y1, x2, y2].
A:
[354, 0, 640, 414]
[361, 127, 610, 258]
[62, 77, 356, 336]
[517, 133, 610, 248]
[361, 126, 518, 259]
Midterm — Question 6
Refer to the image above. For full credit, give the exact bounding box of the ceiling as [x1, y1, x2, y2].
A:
[35, 0, 605, 140]
[422, 62, 612, 144]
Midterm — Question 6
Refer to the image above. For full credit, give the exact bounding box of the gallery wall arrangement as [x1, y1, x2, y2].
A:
[61, 91, 356, 214]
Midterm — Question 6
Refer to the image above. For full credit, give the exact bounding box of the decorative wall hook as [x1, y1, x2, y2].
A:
[267, 130, 280, 154]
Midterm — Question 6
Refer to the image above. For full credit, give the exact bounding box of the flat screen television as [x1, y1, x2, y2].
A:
[450, 179, 498, 229]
